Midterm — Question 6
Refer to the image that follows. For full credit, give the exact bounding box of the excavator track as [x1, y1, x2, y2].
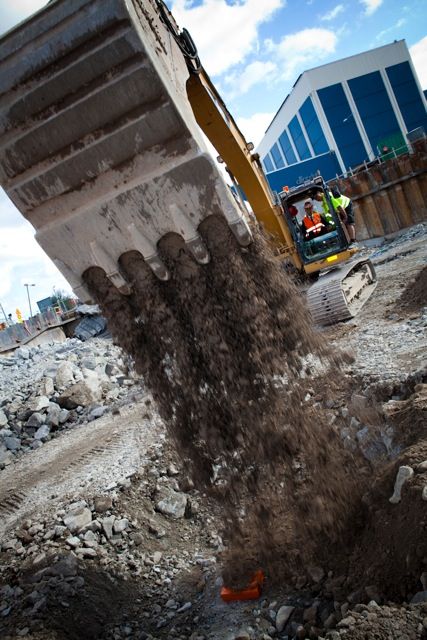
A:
[307, 258, 377, 325]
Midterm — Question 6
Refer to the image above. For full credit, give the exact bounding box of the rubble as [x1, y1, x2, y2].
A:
[0, 224, 426, 640]
[0, 338, 141, 468]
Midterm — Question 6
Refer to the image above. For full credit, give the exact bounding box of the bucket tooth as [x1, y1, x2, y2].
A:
[126, 223, 170, 281]
[228, 218, 252, 247]
[168, 203, 210, 264]
[89, 240, 131, 294]
[186, 236, 210, 264]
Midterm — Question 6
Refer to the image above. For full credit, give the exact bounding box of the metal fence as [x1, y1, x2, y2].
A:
[327, 138, 427, 240]
[0, 307, 77, 352]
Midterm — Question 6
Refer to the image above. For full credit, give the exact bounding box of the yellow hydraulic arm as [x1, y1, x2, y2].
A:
[186, 70, 303, 269]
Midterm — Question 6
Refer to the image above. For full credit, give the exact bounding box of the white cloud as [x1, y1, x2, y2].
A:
[224, 60, 277, 99]
[170, 0, 284, 76]
[321, 4, 345, 21]
[410, 36, 427, 89]
[236, 112, 276, 147]
[0, 0, 47, 35]
[375, 18, 406, 41]
[359, 0, 383, 16]
[274, 28, 338, 80]
[0, 193, 71, 319]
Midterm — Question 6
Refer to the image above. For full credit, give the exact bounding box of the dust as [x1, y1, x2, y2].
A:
[83, 215, 360, 587]
[395, 264, 427, 314]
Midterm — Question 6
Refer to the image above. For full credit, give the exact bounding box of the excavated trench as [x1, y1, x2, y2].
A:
[82, 215, 427, 604]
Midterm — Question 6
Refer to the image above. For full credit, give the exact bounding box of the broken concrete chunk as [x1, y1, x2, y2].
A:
[63, 507, 92, 533]
[389, 465, 414, 504]
[276, 605, 294, 632]
[34, 425, 50, 440]
[101, 516, 116, 539]
[113, 518, 129, 534]
[28, 396, 50, 412]
[155, 489, 187, 519]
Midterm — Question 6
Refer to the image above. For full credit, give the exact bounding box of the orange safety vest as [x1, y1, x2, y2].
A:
[302, 212, 325, 237]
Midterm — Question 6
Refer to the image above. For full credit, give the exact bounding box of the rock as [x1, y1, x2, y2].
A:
[410, 590, 427, 604]
[55, 362, 75, 388]
[16, 347, 30, 360]
[113, 518, 129, 534]
[308, 566, 325, 583]
[153, 551, 162, 564]
[0, 410, 8, 427]
[167, 463, 179, 476]
[338, 615, 356, 627]
[147, 520, 166, 538]
[417, 460, 427, 472]
[389, 465, 414, 503]
[26, 413, 45, 428]
[46, 555, 78, 577]
[46, 403, 61, 427]
[4, 436, 20, 451]
[28, 396, 50, 412]
[101, 516, 116, 539]
[177, 602, 192, 613]
[422, 486, 427, 501]
[94, 496, 113, 513]
[89, 406, 105, 419]
[40, 377, 54, 396]
[75, 547, 97, 558]
[58, 377, 102, 409]
[155, 489, 188, 519]
[276, 605, 294, 632]
[63, 507, 92, 533]
[34, 425, 50, 440]
[66, 536, 81, 548]
[130, 532, 144, 546]
[59, 409, 70, 424]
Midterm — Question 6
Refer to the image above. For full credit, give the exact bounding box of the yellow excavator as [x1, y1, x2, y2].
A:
[0, 0, 376, 325]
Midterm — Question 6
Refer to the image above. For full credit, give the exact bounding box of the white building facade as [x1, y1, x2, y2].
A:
[257, 40, 427, 191]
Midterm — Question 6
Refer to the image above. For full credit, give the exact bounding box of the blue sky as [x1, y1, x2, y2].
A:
[0, 0, 426, 320]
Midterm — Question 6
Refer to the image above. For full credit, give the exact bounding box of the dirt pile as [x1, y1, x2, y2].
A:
[84, 215, 359, 586]
[395, 265, 427, 314]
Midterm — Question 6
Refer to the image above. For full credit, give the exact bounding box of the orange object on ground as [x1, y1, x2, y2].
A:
[220, 570, 265, 602]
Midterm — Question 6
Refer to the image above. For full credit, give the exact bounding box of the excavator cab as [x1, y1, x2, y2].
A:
[280, 178, 352, 271]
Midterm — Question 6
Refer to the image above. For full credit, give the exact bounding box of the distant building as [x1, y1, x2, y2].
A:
[257, 40, 427, 191]
[37, 297, 54, 313]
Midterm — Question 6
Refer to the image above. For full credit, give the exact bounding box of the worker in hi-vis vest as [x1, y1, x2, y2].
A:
[313, 188, 356, 246]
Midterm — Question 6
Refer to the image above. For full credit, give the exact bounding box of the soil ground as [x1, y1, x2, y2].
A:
[0, 223, 426, 640]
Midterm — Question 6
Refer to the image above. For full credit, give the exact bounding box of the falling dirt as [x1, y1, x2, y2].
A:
[84, 215, 361, 588]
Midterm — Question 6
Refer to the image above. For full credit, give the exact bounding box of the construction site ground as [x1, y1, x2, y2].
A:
[0, 224, 426, 640]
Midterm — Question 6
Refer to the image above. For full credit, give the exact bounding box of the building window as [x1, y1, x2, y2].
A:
[386, 61, 427, 133]
[299, 97, 329, 155]
[318, 83, 367, 169]
[288, 116, 311, 160]
[348, 71, 402, 154]
[278, 130, 297, 165]
[270, 143, 285, 169]
[262, 154, 274, 173]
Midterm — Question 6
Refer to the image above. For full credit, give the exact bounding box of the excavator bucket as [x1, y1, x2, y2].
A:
[0, 0, 251, 302]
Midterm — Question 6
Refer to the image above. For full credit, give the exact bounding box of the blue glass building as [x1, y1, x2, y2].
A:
[257, 41, 427, 191]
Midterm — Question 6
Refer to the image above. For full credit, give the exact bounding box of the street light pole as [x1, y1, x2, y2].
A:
[24, 283, 36, 318]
